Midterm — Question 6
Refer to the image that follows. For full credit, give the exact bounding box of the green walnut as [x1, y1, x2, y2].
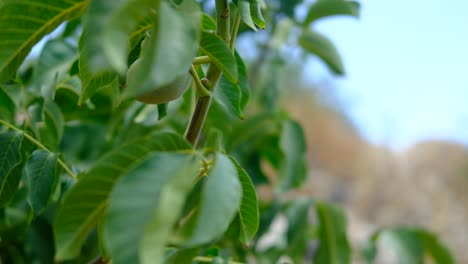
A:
[126, 59, 192, 104]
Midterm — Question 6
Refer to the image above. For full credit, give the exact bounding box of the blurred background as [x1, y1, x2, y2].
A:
[233, 0, 468, 262]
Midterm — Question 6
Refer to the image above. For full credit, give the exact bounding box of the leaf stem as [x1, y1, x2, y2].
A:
[0, 119, 76, 179]
[192, 55, 211, 65]
[193, 256, 244, 264]
[189, 65, 211, 97]
[185, 0, 232, 146]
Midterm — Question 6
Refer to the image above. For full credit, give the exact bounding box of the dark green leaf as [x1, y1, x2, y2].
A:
[314, 202, 350, 264]
[234, 51, 250, 111]
[298, 30, 345, 75]
[304, 0, 360, 25]
[277, 119, 307, 191]
[285, 198, 313, 260]
[53, 132, 192, 260]
[0, 0, 87, 81]
[24, 150, 61, 215]
[0, 86, 15, 123]
[165, 248, 199, 264]
[415, 229, 454, 264]
[78, 32, 118, 105]
[124, 0, 201, 98]
[83, 0, 155, 74]
[178, 153, 242, 247]
[230, 157, 259, 244]
[0, 131, 25, 207]
[33, 39, 78, 100]
[42, 100, 64, 149]
[200, 32, 238, 83]
[103, 153, 201, 264]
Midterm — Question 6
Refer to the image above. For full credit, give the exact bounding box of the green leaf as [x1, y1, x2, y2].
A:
[236, 0, 257, 31]
[78, 32, 118, 105]
[304, 0, 360, 25]
[179, 153, 242, 247]
[83, 0, 155, 74]
[124, 0, 201, 98]
[0, 86, 16, 123]
[0, 0, 87, 81]
[285, 198, 313, 260]
[416, 229, 455, 264]
[415, 229, 454, 264]
[165, 248, 199, 264]
[230, 158, 259, 244]
[277, 120, 307, 191]
[202, 13, 217, 31]
[314, 202, 351, 264]
[215, 76, 243, 119]
[200, 32, 238, 83]
[0, 131, 25, 207]
[33, 38, 78, 100]
[24, 150, 61, 215]
[235, 51, 250, 111]
[378, 228, 424, 264]
[103, 153, 200, 264]
[298, 30, 345, 75]
[42, 100, 64, 149]
[250, 2, 266, 29]
[53, 132, 191, 260]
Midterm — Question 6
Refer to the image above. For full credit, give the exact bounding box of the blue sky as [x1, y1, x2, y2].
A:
[304, 0, 468, 150]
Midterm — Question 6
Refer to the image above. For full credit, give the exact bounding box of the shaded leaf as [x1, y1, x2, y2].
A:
[179, 153, 242, 247]
[235, 0, 257, 31]
[103, 153, 200, 264]
[202, 13, 217, 31]
[304, 0, 360, 25]
[215, 76, 243, 119]
[33, 38, 78, 100]
[277, 119, 307, 191]
[53, 132, 191, 260]
[42, 100, 64, 149]
[234, 51, 250, 111]
[0, 0, 87, 81]
[0, 86, 16, 123]
[0, 131, 25, 207]
[314, 202, 350, 264]
[24, 150, 61, 215]
[200, 32, 238, 83]
[298, 30, 345, 75]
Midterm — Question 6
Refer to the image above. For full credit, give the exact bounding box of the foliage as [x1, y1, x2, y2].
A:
[0, 0, 454, 263]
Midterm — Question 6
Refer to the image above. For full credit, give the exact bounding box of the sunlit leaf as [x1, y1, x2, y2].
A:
[200, 32, 238, 83]
[379, 228, 424, 264]
[0, 0, 87, 81]
[103, 153, 201, 264]
[235, 0, 257, 31]
[298, 30, 345, 75]
[24, 150, 61, 215]
[0, 131, 25, 207]
[304, 0, 360, 25]
[83, 0, 155, 74]
[202, 13, 217, 31]
[250, 1, 266, 29]
[124, 0, 201, 98]
[314, 202, 351, 264]
[54, 132, 192, 260]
